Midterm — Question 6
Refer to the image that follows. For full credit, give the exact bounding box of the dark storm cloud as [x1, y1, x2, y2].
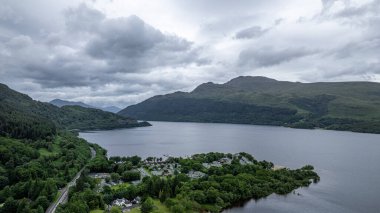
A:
[238, 47, 317, 68]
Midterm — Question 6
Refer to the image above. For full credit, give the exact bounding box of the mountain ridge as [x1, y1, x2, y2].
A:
[119, 76, 380, 134]
[50, 99, 93, 108]
[50, 99, 122, 113]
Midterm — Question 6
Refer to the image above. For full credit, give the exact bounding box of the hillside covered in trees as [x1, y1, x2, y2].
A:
[119, 76, 380, 134]
[0, 134, 92, 213]
[0, 83, 150, 140]
[0, 83, 150, 212]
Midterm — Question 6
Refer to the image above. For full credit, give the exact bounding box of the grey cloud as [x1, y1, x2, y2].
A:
[0, 2, 209, 107]
[239, 47, 317, 68]
[24, 63, 91, 88]
[319, 0, 380, 19]
[320, 0, 339, 12]
[233, 19, 283, 40]
[336, 1, 380, 18]
[85, 14, 205, 73]
[7, 35, 33, 48]
[318, 62, 380, 80]
[234, 26, 269, 39]
[174, 0, 284, 18]
[1, 4, 206, 88]
[0, 5, 22, 23]
[2, 0, 380, 107]
[328, 37, 380, 60]
[86, 16, 165, 58]
[64, 3, 105, 33]
[0, 0, 73, 36]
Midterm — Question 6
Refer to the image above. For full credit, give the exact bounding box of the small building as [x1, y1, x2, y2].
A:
[203, 161, 222, 169]
[219, 157, 232, 164]
[239, 156, 253, 165]
[132, 197, 141, 204]
[112, 198, 132, 208]
[151, 170, 163, 176]
[187, 170, 206, 179]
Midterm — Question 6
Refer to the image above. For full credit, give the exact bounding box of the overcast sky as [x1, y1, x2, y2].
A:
[1, 0, 379, 108]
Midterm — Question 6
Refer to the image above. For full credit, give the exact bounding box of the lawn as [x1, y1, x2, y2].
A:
[89, 210, 104, 213]
[111, 182, 131, 190]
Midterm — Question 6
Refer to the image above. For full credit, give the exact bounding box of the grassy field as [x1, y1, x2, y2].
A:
[89, 210, 104, 213]
[130, 199, 170, 213]
[111, 182, 131, 190]
[38, 136, 61, 157]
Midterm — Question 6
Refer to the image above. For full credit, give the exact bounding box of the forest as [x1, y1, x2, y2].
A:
[0, 133, 92, 213]
[0, 83, 150, 213]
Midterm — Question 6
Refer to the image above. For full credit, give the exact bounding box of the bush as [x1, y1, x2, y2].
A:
[141, 197, 154, 213]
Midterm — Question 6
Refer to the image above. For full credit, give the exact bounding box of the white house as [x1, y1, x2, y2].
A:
[112, 198, 132, 208]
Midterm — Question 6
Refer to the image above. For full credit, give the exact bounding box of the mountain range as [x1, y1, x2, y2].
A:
[50, 99, 121, 113]
[119, 76, 380, 134]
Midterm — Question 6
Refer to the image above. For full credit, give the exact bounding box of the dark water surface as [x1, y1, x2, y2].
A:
[80, 121, 380, 213]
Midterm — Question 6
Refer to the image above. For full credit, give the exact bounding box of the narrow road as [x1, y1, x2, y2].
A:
[138, 167, 152, 179]
[45, 147, 96, 213]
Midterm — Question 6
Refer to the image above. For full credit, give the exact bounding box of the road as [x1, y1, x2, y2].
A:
[138, 167, 152, 179]
[45, 147, 96, 213]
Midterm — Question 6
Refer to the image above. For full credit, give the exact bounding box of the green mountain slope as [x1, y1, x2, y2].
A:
[0, 83, 150, 140]
[119, 76, 380, 133]
[0, 83, 151, 212]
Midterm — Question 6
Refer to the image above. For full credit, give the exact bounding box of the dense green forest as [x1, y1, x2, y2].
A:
[0, 83, 150, 212]
[120, 97, 301, 125]
[119, 76, 380, 134]
[57, 152, 319, 213]
[0, 133, 91, 212]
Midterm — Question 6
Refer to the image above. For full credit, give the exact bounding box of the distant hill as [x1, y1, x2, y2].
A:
[50, 99, 121, 113]
[0, 83, 150, 139]
[101, 106, 121, 113]
[50, 99, 93, 108]
[119, 76, 380, 134]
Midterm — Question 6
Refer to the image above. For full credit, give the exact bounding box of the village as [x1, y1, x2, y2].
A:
[88, 153, 255, 212]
